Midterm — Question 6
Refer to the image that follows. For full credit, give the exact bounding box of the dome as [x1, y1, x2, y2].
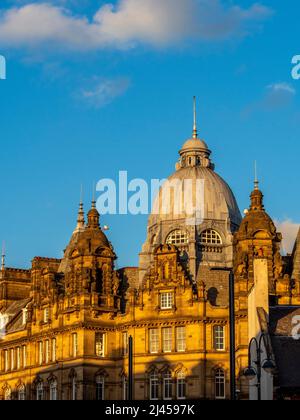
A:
[181, 138, 209, 152]
[149, 166, 241, 228]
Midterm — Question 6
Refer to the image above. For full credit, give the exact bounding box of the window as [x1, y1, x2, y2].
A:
[163, 373, 173, 400]
[18, 384, 26, 401]
[4, 350, 9, 372]
[43, 307, 49, 323]
[214, 326, 225, 351]
[36, 382, 44, 401]
[95, 333, 105, 357]
[177, 372, 186, 400]
[176, 327, 186, 352]
[150, 373, 159, 400]
[215, 369, 226, 400]
[96, 376, 105, 401]
[162, 328, 172, 353]
[71, 376, 77, 401]
[17, 347, 21, 370]
[4, 387, 11, 401]
[10, 348, 15, 371]
[200, 229, 222, 245]
[22, 309, 28, 325]
[45, 340, 50, 364]
[149, 329, 159, 354]
[52, 339, 56, 362]
[122, 332, 128, 356]
[122, 376, 128, 401]
[22, 346, 27, 368]
[160, 292, 173, 310]
[166, 230, 188, 246]
[72, 333, 78, 358]
[38, 342, 43, 365]
[50, 380, 58, 401]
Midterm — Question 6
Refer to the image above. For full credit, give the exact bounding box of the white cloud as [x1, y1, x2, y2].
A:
[275, 219, 300, 255]
[0, 0, 273, 51]
[79, 77, 130, 108]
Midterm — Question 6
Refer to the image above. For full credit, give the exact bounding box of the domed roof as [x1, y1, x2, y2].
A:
[181, 138, 209, 152]
[149, 165, 241, 228]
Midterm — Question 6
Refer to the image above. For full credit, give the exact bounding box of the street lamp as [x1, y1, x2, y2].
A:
[244, 333, 276, 400]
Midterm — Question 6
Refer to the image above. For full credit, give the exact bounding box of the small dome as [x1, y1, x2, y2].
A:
[181, 138, 209, 152]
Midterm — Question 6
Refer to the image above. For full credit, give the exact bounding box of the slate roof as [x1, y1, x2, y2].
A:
[269, 306, 300, 390]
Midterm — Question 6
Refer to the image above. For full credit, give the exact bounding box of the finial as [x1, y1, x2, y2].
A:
[1, 241, 5, 271]
[193, 96, 198, 139]
[92, 181, 96, 209]
[254, 161, 259, 190]
[74, 186, 85, 233]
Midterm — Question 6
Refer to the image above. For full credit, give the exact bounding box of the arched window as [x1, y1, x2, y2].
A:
[96, 375, 105, 401]
[215, 369, 226, 400]
[49, 379, 58, 401]
[166, 230, 188, 246]
[177, 372, 186, 400]
[200, 229, 222, 245]
[4, 387, 11, 401]
[18, 384, 26, 401]
[36, 382, 44, 401]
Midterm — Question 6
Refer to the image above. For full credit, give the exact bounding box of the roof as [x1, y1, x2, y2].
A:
[269, 306, 300, 389]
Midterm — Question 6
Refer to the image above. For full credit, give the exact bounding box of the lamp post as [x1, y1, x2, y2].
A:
[244, 333, 275, 401]
[210, 268, 236, 400]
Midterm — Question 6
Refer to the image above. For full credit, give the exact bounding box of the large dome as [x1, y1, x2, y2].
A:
[149, 165, 241, 229]
[139, 119, 242, 285]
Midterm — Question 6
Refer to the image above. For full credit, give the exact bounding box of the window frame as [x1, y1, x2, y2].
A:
[200, 229, 222, 245]
[163, 372, 173, 401]
[176, 327, 186, 352]
[160, 292, 174, 310]
[177, 372, 186, 400]
[162, 327, 172, 353]
[215, 369, 226, 400]
[166, 230, 189, 246]
[214, 326, 225, 352]
[95, 332, 105, 358]
[150, 373, 159, 401]
[149, 329, 159, 354]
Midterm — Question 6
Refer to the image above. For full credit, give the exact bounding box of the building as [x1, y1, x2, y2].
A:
[0, 111, 300, 400]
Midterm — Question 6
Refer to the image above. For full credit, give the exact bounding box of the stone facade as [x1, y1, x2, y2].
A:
[0, 124, 300, 401]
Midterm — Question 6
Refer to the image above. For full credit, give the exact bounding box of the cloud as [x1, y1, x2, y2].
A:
[242, 81, 296, 117]
[275, 219, 300, 255]
[0, 0, 273, 51]
[79, 77, 130, 108]
[263, 82, 296, 110]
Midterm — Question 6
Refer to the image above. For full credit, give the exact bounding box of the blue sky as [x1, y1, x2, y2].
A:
[0, 0, 299, 269]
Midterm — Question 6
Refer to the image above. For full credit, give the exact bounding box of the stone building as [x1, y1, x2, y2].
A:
[0, 115, 300, 400]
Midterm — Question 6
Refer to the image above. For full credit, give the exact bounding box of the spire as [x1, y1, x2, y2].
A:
[1, 241, 5, 271]
[254, 161, 259, 191]
[74, 185, 85, 233]
[193, 96, 198, 139]
[87, 185, 100, 229]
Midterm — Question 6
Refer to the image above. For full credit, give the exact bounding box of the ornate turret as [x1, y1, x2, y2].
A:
[234, 180, 285, 308]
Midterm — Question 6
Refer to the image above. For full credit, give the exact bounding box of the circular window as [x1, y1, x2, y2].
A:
[200, 229, 222, 245]
[166, 230, 189, 246]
